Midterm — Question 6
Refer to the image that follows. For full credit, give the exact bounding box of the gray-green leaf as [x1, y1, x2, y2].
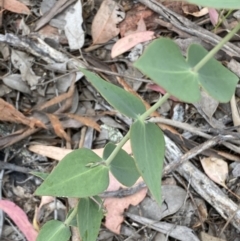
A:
[77, 197, 103, 241]
[37, 220, 71, 241]
[81, 68, 146, 119]
[35, 148, 109, 197]
[103, 142, 140, 186]
[130, 121, 165, 205]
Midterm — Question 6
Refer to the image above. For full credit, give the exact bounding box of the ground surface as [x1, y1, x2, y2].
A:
[0, 0, 240, 241]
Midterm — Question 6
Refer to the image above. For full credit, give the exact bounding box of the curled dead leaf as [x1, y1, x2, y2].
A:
[0, 98, 46, 128]
[46, 113, 71, 142]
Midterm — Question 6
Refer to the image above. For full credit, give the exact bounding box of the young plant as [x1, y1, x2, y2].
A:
[34, 11, 240, 241]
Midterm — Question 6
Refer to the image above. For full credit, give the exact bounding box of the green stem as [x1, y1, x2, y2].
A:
[64, 205, 78, 226]
[105, 92, 171, 166]
[213, 9, 233, 33]
[105, 131, 130, 166]
[139, 92, 171, 121]
[193, 20, 240, 72]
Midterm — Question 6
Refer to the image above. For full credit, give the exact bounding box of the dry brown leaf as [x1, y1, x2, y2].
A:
[2, 0, 30, 15]
[29, 140, 132, 161]
[38, 25, 62, 43]
[104, 174, 147, 234]
[200, 232, 225, 241]
[0, 98, 45, 128]
[28, 145, 72, 160]
[0, 200, 38, 241]
[111, 31, 155, 58]
[183, 7, 208, 17]
[119, 4, 156, 37]
[201, 157, 228, 188]
[91, 0, 125, 45]
[65, 113, 100, 132]
[37, 80, 75, 112]
[33, 196, 54, 231]
[46, 113, 71, 142]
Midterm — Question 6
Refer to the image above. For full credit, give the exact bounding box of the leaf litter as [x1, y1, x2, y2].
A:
[91, 0, 125, 45]
[0, 0, 240, 240]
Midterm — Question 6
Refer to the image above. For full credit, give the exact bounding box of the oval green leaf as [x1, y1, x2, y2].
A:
[103, 142, 140, 187]
[35, 148, 109, 197]
[37, 220, 71, 241]
[77, 197, 103, 241]
[130, 120, 165, 205]
[185, 0, 240, 9]
[134, 38, 200, 103]
[187, 44, 238, 103]
[81, 68, 146, 119]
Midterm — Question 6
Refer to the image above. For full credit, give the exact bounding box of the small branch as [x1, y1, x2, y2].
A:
[0, 161, 31, 174]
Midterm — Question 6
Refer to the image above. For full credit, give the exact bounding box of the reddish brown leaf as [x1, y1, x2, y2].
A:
[46, 113, 71, 142]
[0, 200, 38, 241]
[208, 8, 219, 26]
[111, 31, 155, 58]
[0, 98, 46, 128]
[65, 113, 100, 132]
[104, 174, 147, 234]
[119, 4, 157, 37]
[2, 0, 30, 15]
[92, 0, 125, 45]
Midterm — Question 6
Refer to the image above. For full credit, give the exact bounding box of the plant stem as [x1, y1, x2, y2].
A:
[139, 92, 171, 121]
[105, 131, 130, 166]
[213, 9, 233, 33]
[64, 205, 78, 226]
[193, 21, 240, 72]
[105, 92, 171, 166]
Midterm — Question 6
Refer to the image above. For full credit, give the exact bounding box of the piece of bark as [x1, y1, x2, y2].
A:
[164, 135, 240, 231]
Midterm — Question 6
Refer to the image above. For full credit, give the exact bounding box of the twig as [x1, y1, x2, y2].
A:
[149, 117, 240, 154]
[164, 135, 240, 231]
[0, 160, 31, 174]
